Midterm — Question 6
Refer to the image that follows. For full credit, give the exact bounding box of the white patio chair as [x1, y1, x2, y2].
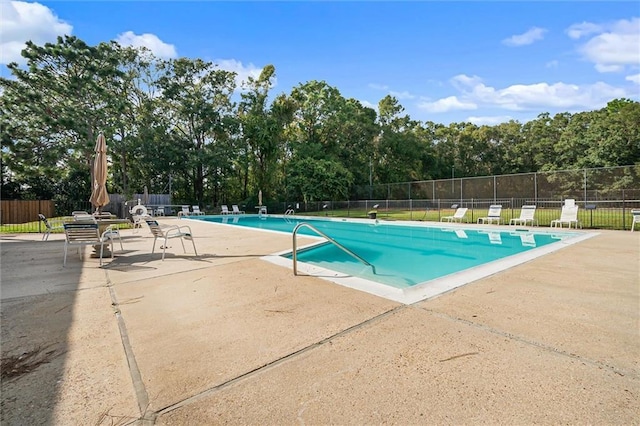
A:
[510, 205, 538, 226]
[178, 205, 191, 218]
[63, 222, 113, 266]
[38, 213, 65, 241]
[101, 224, 123, 252]
[477, 205, 502, 225]
[220, 205, 230, 215]
[441, 207, 468, 223]
[145, 219, 198, 260]
[231, 204, 245, 214]
[192, 205, 205, 215]
[551, 205, 581, 229]
[631, 210, 640, 232]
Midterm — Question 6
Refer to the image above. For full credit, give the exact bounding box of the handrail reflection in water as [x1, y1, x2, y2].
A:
[292, 222, 376, 276]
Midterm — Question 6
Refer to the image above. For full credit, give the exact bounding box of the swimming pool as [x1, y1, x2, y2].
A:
[195, 215, 596, 304]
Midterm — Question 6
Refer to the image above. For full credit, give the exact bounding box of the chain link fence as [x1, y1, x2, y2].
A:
[352, 165, 640, 203]
[2, 165, 639, 233]
[285, 165, 640, 230]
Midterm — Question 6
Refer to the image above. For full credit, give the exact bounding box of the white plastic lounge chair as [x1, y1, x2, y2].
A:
[551, 205, 581, 229]
[38, 214, 65, 241]
[145, 219, 198, 260]
[220, 205, 230, 215]
[178, 205, 191, 218]
[477, 204, 502, 225]
[192, 205, 205, 215]
[231, 204, 245, 214]
[63, 222, 113, 266]
[441, 207, 468, 223]
[564, 198, 576, 208]
[631, 210, 640, 232]
[510, 205, 538, 226]
[154, 206, 165, 216]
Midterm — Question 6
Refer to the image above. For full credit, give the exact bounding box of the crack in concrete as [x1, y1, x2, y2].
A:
[418, 306, 638, 379]
[106, 277, 156, 424]
[154, 304, 407, 418]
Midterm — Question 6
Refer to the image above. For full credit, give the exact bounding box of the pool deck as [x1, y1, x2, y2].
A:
[1, 217, 638, 425]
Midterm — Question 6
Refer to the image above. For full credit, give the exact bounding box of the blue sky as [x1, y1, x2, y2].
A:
[1, 1, 639, 125]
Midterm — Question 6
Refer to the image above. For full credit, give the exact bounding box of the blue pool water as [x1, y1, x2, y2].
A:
[196, 215, 576, 290]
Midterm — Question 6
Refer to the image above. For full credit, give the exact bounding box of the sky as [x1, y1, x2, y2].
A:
[1, 1, 639, 125]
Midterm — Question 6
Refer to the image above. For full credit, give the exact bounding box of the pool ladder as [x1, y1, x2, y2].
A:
[292, 222, 376, 276]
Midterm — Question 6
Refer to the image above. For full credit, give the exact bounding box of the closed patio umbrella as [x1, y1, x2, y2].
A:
[89, 132, 110, 213]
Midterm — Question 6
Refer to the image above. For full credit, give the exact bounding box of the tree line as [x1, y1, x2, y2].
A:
[2, 35, 639, 207]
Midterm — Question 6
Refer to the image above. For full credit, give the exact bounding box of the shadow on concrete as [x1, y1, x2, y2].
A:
[1, 237, 79, 425]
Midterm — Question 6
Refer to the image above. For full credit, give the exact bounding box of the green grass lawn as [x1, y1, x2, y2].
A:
[306, 207, 635, 230]
[1, 208, 635, 233]
[0, 217, 134, 234]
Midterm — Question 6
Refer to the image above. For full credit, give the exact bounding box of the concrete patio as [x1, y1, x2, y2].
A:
[1, 217, 638, 425]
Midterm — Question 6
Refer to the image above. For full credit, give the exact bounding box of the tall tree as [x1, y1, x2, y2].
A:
[0, 35, 125, 201]
[376, 95, 423, 183]
[157, 57, 238, 205]
[238, 65, 295, 201]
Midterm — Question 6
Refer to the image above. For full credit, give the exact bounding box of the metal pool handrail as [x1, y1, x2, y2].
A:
[292, 222, 376, 275]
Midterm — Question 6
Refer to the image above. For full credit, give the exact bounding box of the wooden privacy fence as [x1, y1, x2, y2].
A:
[1, 200, 55, 224]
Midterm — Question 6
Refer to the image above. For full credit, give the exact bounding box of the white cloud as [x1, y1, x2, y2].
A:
[360, 100, 377, 109]
[546, 60, 559, 69]
[215, 59, 265, 89]
[368, 83, 389, 91]
[467, 115, 514, 125]
[367, 83, 416, 100]
[419, 76, 630, 115]
[451, 74, 483, 90]
[502, 27, 547, 46]
[626, 73, 640, 84]
[418, 96, 477, 113]
[389, 90, 415, 100]
[115, 31, 177, 59]
[0, 1, 72, 65]
[595, 63, 624, 73]
[572, 17, 640, 73]
[566, 22, 603, 39]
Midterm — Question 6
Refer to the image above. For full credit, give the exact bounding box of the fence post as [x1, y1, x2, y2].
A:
[432, 180, 435, 202]
[583, 168, 587, 208]
[511, 197, 514, 222]
[493, 176, 497, 203]
[622, 189, 626, 230]
[471, 198, 474, 222]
